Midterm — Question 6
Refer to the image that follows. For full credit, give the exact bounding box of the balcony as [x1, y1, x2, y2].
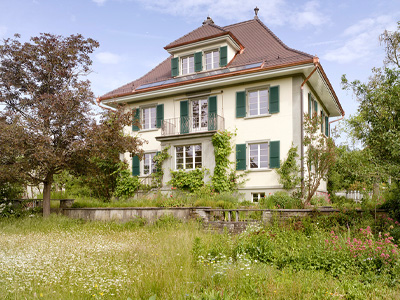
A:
[160, 114, 225, 136]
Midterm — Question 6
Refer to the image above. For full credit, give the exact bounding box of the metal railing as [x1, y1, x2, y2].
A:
[161, 114, 224, 136]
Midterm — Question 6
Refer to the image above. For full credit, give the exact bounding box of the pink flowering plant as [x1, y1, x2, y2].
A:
[325, 226, 399, 273]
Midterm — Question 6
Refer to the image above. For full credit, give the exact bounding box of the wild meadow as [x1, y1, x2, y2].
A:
[1, 211, 400, 300]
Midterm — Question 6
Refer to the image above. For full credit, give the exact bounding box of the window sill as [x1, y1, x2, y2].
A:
[139, 128, 159, 133]
[244, 114, 271, 120]
[247, 168, 273, 172]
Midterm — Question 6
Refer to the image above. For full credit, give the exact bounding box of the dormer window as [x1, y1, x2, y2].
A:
[171, 46, 228, 77]
[205, 49, 219, 70]
[181, 55, 194, 75]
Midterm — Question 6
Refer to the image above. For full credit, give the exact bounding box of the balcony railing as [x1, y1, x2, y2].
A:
[161, 114, 225, 136]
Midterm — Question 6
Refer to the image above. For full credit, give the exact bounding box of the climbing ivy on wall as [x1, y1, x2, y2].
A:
[152, 146, 171, 187]
[211, 129, 245, 192]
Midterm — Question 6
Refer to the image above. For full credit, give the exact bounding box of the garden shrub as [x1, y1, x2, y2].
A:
[114, 169, 141, 199]
[260, 191, 302, 209]
[169, 168, 205, 192]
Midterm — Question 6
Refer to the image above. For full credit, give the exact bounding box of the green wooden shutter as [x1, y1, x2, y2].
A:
[314, 100, 318, 114]
[269, 141, 280, 169]
[236, 144, 246, 170]
[325, 116, 329, 136]
[156, 104, 164, 128]
[132, 156, 140, 176]
[132, 108, 140, 131]
[171, 57, 179, 77]
[180, 100, 189, 134]
[208, 96, 217, 131]
[269, 85, 279, 114]
[308, 93, 311, 117]
[194, 52, 202, 72]
[236, 91, 246, 118]
[220, 46, 228, 67]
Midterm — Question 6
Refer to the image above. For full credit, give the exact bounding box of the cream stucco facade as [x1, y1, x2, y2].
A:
[101, 17, 343, 201]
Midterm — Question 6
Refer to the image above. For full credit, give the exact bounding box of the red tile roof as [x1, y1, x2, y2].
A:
[100, 19, 314, 100]
[164, 22, 228, 49]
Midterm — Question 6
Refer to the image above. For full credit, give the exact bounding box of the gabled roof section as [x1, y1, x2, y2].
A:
[99, 18, 322, 102]
[164, 17, 229, 50]
[225, 19, 312, 69]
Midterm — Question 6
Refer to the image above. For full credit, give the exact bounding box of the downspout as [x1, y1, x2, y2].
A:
[96, 97, 116, 111]
[300, 56, 320, 197]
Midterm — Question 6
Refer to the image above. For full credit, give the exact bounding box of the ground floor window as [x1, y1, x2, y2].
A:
[252, 192, 265, 203]
[175, 144, 202, 170]
[143, 153, 157, 175]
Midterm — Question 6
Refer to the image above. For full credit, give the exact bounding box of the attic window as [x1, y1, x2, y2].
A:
[181, 55, 194, 75]
[205, 49, 219, 70]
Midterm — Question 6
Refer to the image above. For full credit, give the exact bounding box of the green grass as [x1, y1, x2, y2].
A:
[1, 214, 400, 299]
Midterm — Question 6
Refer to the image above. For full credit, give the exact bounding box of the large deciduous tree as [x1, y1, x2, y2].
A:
[0, 33, 142, 216]
[342, 22, 400, 182]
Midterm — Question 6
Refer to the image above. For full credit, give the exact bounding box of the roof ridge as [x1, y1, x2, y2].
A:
[254, 18, 313, 58]
[223, 19, 256, 29]
[209, 23, 228, 32]
[165, 23, 225, 49]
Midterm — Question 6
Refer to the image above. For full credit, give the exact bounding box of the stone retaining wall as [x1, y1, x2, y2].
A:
[62, 207, 388, 230]
[62, 207, 194, 223]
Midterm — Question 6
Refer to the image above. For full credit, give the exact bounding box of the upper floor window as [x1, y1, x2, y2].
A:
[205, 49, 219, 70]
[249, 143, 269, 169]
[248, 89, 268, 117]
[142, 106, 157, 130]
[236, 86, 279, 118]
[181, 55, 194, 75]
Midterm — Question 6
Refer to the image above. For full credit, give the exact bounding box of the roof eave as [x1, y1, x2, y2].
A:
[99, 59, 314, 102]
[164, 31, 244, 52]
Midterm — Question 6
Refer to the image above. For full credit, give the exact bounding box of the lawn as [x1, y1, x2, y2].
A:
[0, 214, 399, 299]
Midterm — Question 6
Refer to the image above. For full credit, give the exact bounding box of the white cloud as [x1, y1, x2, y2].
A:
[290, 1, 329, 28]
[92, 0, 107, 6]
[0, 26, 7, 38]
[136, 0, 328, 29]
[323, 15, 397, 64]
[95, 52, 122, 64]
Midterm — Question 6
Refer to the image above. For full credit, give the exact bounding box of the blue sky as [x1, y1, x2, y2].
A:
[1, 0, 399, 124]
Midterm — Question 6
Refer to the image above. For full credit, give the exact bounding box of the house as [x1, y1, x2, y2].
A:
[98, 9, 344, 202]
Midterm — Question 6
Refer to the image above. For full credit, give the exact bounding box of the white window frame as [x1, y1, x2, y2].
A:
[205, 49, 219, 70]
[175, 144, 202, 170]
[248, 141, 269, 170]
[252, 192, 265, 203]
[181, 55, 194, 75]
[247, 86, 269, 117]
[143, 152, 157, 175]
[142, 106, 157, 130]
[191, 98, 208, 132]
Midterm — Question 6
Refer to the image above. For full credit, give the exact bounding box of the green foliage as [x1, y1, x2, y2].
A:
[114, 167, 142, 199]
[211, 130, 245, 192]
[380, 183, 400, 221]
[276, 144, 300, 190]
[169, 168, 205, 192]
[260, 191, 303, 209]
[304, 114, 337, 205]
[342, 23, 400, 180]
[151, 146, 171, 187]
[0, 181, 24, 201]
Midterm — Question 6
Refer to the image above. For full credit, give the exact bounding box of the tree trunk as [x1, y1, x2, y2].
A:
[42, 175, 53, 217]
[372, 182, 380, 201]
